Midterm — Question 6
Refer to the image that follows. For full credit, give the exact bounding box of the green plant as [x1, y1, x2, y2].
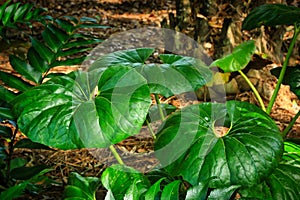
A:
[0, 0, 47, 41]
[10, 44, 299, 199]
[0, 1, 107, 198]
[3, 3, 300, 200]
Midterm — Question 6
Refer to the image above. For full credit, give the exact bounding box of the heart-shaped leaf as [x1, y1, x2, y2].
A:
[242, 4, 300, 30]
[64, 172, 101, 200]
[12, 66, 151, 149]
[89, 49, 212, 97]
[210, 40, 255, 72]
[271, 66, 300, 98]
[136, 56, 212, 97]
[89, 48, 155, 71]
[155, 101, 283, 187]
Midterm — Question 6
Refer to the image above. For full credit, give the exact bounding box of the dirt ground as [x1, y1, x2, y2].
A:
[1, 0, 300, 199]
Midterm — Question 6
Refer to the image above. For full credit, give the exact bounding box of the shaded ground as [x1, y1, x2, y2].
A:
[1, 0, 300, 199]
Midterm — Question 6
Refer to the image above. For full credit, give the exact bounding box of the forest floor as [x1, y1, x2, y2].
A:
[1, 0, 300, 199]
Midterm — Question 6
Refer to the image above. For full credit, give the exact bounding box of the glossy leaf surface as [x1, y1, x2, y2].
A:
[0, 71, 32, 92]
[210, 41, 255, 72]
[102, 165, 149, 200]
[155, 101, 283, 187]
[102, 165, 185, 200]
[239, 164, 300, 200]
[90, 48, 212, 97]
[89, 48, 155, 70]
[12, 66, 151, 149]
[282, 142, 300, 167]
[9, 55, 42, 83]
[242, 4, 300, 30]
[64, 172, 101, 200]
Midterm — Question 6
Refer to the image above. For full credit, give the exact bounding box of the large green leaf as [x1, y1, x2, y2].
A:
[242, 4, 300, 30]
[12, 66, 151, 149]
[155, 101, 283, 187]
[137, 55, 211, 97]
[89, 48, 155, 71]
[63, 172, 101, 200]
[90, 49, 212, 97]
[271, 66, 300, 98]
[210, 40, 256, 72]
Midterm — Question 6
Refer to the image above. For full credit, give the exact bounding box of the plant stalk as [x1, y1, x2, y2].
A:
[238, 70, 266, 112]
[146, 119, 156, 139]
[154, 94, 165, 121]
[109, 145, 124, 165]
[282, 109, 300, 138]
[266, 25, 300, 114]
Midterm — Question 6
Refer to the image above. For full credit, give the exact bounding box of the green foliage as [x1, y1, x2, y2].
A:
[0, 0, 47, 39]
[101, 165, 189, 200]
[271, 66, 300, 98]
[12, 67, 151, 149]
[155, 101, 283, 187]
[0, 168, 52, 200]
[90, 48, 212, 97]
[1, 2, 300, 199]
[242, 4, 300, 30]
[210, 40, 255, 73]
[63, 172, 101, 200]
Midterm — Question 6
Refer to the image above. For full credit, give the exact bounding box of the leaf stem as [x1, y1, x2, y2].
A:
[154, 94, 165, 121]
[238, 70, 266, 112]
[266, 25, 300, 114]
[146, 119, 156, 139]
[109, 145, 124, 165]
[282, 109, 300, 138]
